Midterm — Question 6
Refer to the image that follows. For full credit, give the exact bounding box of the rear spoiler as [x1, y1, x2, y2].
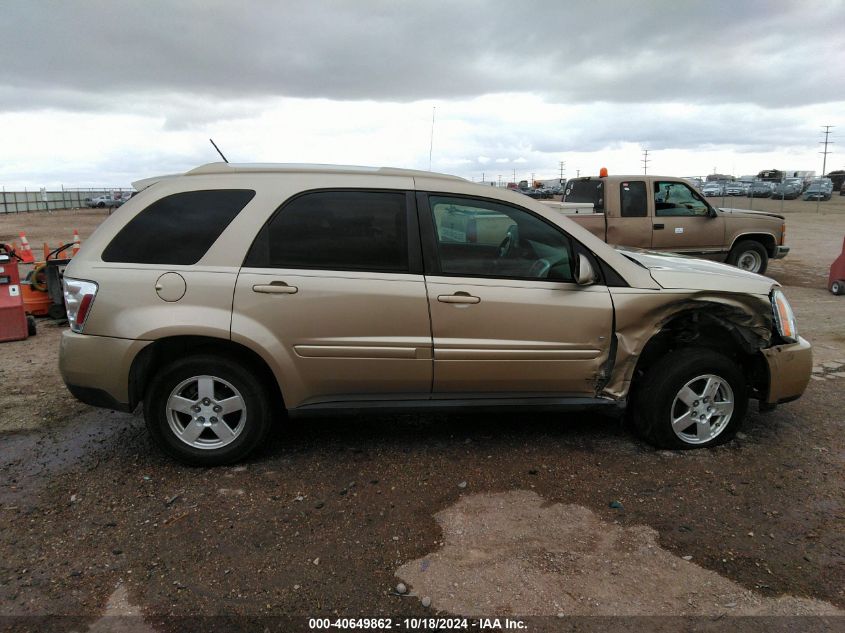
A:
[131, 173, 180, 192]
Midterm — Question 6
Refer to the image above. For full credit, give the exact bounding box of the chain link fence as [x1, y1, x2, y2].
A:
[0, 187, 133, 213]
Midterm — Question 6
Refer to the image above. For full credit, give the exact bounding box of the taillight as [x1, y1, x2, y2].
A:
[63, 277, 98, 333]
[780, 222, 786, 246]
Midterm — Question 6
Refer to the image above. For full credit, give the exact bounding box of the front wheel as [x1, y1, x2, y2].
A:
[727, 240, 768, 274]
[632, 349, 748, 449]
[831, 280, 845, 296]
[144, 354, 273, 465]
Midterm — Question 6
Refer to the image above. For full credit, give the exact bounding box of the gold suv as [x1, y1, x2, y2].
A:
[59, 164, 812, 465]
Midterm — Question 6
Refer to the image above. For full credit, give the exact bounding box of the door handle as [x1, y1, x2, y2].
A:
[653, 223, 665, 230]
[437, 292, 480, 304]
[253, 281, 298, 294]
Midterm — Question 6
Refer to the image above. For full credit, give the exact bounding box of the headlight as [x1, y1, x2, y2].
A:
[771, 288, 798, 342]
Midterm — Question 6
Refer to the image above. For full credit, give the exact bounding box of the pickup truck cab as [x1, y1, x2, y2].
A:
[558, 174, 789, 274]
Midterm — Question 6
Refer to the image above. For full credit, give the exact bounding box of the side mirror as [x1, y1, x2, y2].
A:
[707, 206, 718, 218]
[575, 253, 597, 286]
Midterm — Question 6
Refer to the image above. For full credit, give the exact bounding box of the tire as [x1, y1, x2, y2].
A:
[727, 240, 768, 275]
[97, 202, 105, 208]
[631, 348, 748, 450]
[831, 280, 845, 296]
[26, 315, 37, 337]
[144, 354, 273, 466]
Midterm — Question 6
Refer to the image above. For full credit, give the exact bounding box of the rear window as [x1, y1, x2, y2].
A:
[563, 179, 604, 212]
[102, 189, 255, 265]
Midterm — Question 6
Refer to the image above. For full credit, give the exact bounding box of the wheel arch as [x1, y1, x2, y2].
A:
[729, 232, 778, 257]
[128, 335, 285, 412]
[626, 308, 769, 406]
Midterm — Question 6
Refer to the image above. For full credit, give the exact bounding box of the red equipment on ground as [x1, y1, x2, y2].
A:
[0, 245, 35, 342]
[829, 235, 845, 295]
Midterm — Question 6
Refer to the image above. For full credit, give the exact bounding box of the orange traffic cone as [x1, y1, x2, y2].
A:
[18, 232, 35, 263]
[43, 242, 50, 260]
[72, 229, 81, 256]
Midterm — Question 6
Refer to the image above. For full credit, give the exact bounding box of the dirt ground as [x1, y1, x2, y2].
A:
[0, 202, 843, 632]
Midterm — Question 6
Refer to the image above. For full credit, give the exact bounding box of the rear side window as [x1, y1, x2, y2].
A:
[102, 190, 255, 264]
[620, 181, 647, 217]
[563, 179, 604, 212]
[245, 190, 408, 272]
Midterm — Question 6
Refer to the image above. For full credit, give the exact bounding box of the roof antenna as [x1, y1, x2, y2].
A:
[209, 138, 229, 163]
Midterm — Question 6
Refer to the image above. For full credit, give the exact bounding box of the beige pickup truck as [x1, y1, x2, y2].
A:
[551, 175, 789, 274]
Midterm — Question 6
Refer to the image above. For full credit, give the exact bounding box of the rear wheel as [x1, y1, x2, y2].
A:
[26, 315, 36, 336]
[144, 354, 273, 465]
[632, 348, 748, 449]
[727, 240, 768, 275]
[831, 280, 845, 296]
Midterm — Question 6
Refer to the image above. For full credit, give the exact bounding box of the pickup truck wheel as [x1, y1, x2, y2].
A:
[144, 354, 272, 466]
[632, 349, 748, 449]
[728, 240, 768, 274]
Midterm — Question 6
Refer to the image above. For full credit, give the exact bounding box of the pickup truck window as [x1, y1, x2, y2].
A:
[654, 181, 710, 217]
[428, 196, 574, 281]
[564, 179, 604, 212]
[620, 181, 647, 217]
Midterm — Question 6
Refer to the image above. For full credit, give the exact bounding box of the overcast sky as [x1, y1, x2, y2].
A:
[2, 1, 844, 187]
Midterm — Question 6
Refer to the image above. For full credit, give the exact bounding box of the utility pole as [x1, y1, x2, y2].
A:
[641, 149, 651, 175]
[512, 169, 516, 183]
[428, 106, 436, 171]
[559, 160, 566, 183]
[820, 125, 834, 179]
[576, 169, 580, 177]
[818, 125, 834, 213]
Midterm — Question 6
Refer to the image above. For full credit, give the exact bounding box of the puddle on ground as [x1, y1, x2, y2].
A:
[397, 490, 842, 617]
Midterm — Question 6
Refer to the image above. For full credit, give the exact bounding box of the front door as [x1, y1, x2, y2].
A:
[651, 180, 725, 252]
[232, 189, 432, 409]
[419, 193, 614, 396]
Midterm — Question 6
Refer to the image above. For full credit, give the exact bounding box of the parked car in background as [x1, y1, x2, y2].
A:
[771, 181, 801, 200]
[86, 194, 122, 208]
[747, 182, 773, 198]
[840, 182, 845, 196]
[702, 182, 725, 197]
[724, 182, 746, 196]
[59, 162, 811, 464]
[803, 179, 833, 201]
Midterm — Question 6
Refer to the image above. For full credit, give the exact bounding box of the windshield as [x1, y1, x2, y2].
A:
[563, 179, 604, 212]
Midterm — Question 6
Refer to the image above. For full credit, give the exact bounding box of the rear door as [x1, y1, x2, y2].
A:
[232, 190, 432, 409]
[606, 180, 652, 248]
[419, 193, 614, 396]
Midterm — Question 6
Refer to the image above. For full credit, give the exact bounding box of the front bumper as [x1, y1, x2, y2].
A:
[761, 336, 812, 404]
[773, 246, 790, 260]
[59, 330, 150, 411]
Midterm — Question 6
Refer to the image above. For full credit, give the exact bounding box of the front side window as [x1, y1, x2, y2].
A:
[102, 189, 255, 264]
[428, 196, 574, 281]
[246, 190, 408, 272]
[654, 181, 710, 217]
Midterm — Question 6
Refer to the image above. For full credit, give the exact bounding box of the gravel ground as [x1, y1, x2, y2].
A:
[0, 204, 843, 632]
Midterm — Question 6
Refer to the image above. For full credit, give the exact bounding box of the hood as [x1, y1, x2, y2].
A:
[717, 207, 784, 221]
[616, 247, 776, 294]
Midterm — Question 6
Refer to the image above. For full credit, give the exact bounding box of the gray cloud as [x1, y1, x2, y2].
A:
[2, 0, 843, 110]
